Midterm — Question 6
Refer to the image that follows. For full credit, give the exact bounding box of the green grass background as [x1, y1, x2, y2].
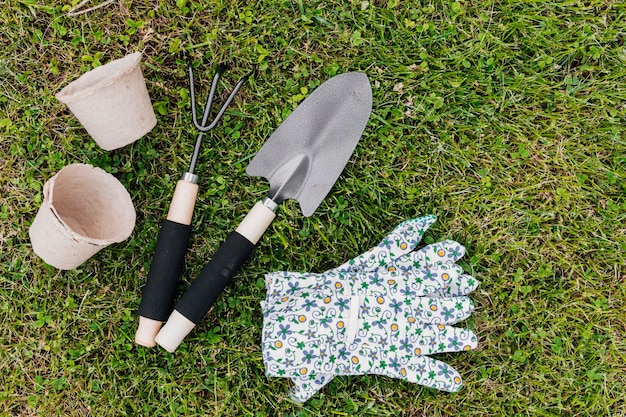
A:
[1, 0, 625, 415]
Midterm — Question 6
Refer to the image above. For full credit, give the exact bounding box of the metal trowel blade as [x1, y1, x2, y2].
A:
[246, 72, 372, 217]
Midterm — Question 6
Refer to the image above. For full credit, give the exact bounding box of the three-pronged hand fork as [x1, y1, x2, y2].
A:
[135, 62, 252, 347]
[187, 63, 252, 175]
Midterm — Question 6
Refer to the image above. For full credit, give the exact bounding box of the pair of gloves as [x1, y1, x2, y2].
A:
[260, 215, 479, 403]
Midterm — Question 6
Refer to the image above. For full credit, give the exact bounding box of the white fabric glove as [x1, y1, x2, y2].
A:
[261, 216, 479, 403]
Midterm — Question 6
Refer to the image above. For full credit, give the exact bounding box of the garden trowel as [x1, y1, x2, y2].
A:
[155, 72, 373, 352]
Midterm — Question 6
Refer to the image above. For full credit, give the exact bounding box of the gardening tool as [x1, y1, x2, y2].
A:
[154, 72, 373, 352]
[135, 63, 252, 347]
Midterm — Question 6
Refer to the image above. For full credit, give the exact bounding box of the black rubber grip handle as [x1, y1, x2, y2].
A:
[138, 220, 192, 321]
[175, 231, 255, 324]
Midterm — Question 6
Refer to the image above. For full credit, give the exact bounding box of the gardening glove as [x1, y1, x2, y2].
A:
[262, 216, 479, 402]
[262, 261, 478, 402]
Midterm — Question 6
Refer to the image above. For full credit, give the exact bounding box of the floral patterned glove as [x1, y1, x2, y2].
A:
[261, 216, 479, 403]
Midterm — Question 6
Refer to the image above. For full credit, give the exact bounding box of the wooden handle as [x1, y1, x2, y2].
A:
[235, 200, 277, 244]
[167, 180, 199, 225]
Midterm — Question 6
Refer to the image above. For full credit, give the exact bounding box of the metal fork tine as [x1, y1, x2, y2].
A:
[189, 63, 220, 131]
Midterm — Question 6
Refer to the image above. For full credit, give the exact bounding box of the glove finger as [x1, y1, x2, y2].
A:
[289, 373, 334, 404]
[433, 274, 480, 298]
[334, 215, 437, 273]
[351, 347, 465, 392]
[350, 266, 477, 300]
[411, 325, 478, 356]
[394, 240, 466, 271]
[384, 263, 462, 297]
[410, 296, 475, 325]
[401, 355, 465, 393]
[416, 263, 463, 293]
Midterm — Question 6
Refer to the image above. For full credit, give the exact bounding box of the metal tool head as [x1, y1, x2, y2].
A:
[189, 63, 253, 134]
[186, 62, 253, 175]
[246, 72, 372, 217]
